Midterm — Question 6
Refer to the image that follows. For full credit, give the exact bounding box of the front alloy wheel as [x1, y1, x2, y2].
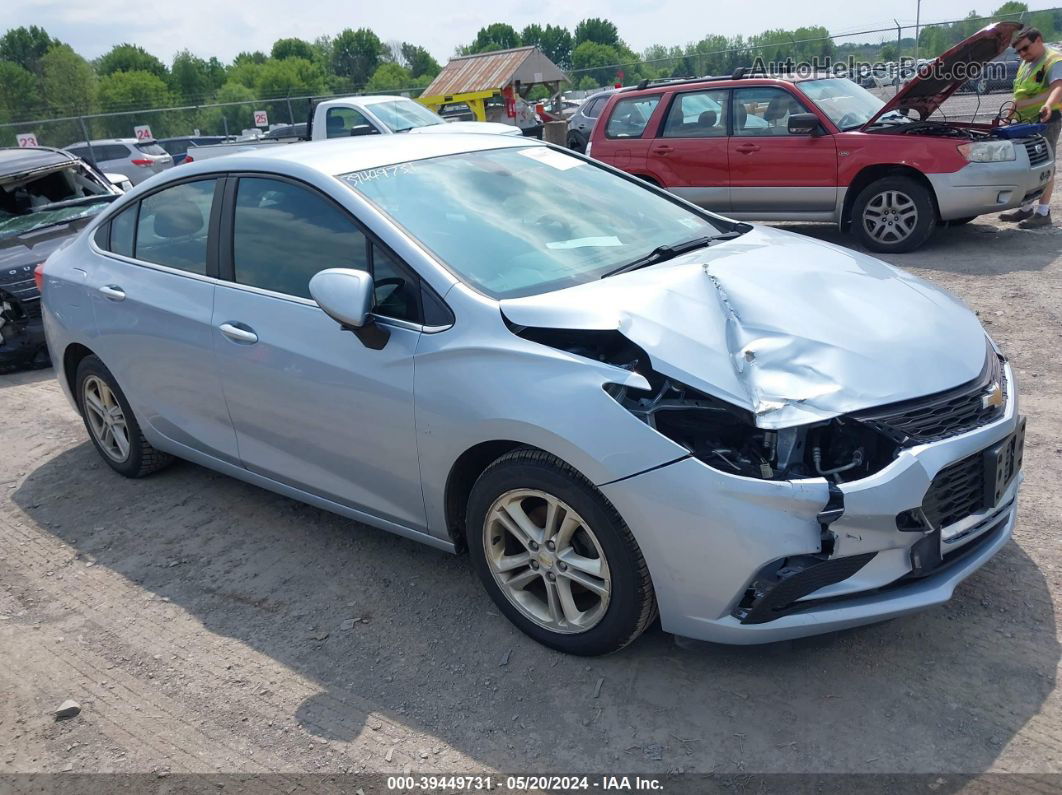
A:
[484, 489, 611, 633]
[467, 448, 656, 655]
[852, 176, 936, 253]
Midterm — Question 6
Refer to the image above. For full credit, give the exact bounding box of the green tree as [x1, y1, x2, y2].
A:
[332, 28, 383, 88]
[574, 18, 619, 47]
[571, 40, 623, 85]
[993, 2, 1028, 18]
[271, 37, 314, 61]
[201, 81, 256, 135]
[232, 51, 267, 67]
[254, 57, 327, 98]
[0, 25, 58, 74]
[39, 44, 97, 142]
[364, 62, 413, 92]
[169, 50, 212, 103]
[227, 60, 263, 90]
[469, 23, 519, 53]
[97, 43, 168, 79]
[0, 61, 39, 143]
[97, 70, 172, 136]
[521, 24, 573, 68]
[400, 43, 440, 78]
[918, 26, 950, 58]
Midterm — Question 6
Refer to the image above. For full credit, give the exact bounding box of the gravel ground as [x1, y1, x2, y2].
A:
[1, 197, 1061, 781]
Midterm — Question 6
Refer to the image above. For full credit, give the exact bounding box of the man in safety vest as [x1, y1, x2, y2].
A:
[999, 27, 1062, 228]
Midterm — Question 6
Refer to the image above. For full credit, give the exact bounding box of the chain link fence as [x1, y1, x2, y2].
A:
[3, 7, 1059, 149]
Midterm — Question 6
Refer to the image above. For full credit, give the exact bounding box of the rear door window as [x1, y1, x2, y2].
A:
[604, 96, 660, 139]
[135, 179, 217, 274]
[662, 89, 729, 138]
[109, 204, 137, 257]
[102, 145, 132, 161]
[324, 107, 375, 138]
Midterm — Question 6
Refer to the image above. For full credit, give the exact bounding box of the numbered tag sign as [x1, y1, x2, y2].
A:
[134, 124, 153, 141]
[17, 132, 39, 147]
[253, 110, 268, 128]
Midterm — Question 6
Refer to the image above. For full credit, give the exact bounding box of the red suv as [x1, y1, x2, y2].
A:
[588, 22, 1054, 252]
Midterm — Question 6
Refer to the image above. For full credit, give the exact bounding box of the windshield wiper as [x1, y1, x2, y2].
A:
[601, 231, 745, 278]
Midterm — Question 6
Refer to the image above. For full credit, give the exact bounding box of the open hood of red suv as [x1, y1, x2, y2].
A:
[863, 21, 1021, 127]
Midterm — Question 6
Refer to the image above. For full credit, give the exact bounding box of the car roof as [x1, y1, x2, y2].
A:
[0, 146, 78, 175]
[611, 73, 844, 99]
[177, 133, 541, 179]
[66, 138, 138, 147]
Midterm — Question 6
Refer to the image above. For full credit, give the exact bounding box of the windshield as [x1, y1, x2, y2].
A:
[344, 146, 727, 299]
[367, 98, 445, 132]
[799, 78, 887, 129]
[0, 164, 114, 240]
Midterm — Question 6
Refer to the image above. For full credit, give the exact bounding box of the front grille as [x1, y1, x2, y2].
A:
[1024, 136, 1051, 167]
[854, 347, 1004, 445]
[922, 452, 985, 529]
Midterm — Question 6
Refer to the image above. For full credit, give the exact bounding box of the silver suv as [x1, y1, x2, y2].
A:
[64, 138, 173, 185]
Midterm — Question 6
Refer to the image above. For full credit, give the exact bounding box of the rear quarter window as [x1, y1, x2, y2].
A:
[605, 95, 661, 139]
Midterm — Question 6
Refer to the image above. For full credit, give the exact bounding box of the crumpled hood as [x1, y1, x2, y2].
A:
[413, 121, 522, 136]
[500, 225, 988, 429]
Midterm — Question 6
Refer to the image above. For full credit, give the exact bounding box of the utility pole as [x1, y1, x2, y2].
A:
[914, 0, 922, 62]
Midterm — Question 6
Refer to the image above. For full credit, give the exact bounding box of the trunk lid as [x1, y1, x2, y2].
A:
[863, 21, 1021, 126]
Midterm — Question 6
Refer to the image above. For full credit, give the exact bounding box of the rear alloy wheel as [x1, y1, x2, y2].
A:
[76, 355, 174, 478]
[467, 448, 656, 655]
[852, 176, 936, 253]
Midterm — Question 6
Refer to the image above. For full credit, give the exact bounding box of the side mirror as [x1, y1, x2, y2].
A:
[309, 268, 390, 349]
[349, 124, 379, 137]
[788, 113, 823, 136]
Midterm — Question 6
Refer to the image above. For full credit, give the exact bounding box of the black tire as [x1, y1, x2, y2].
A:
[75, 354, 174, 478]
[851, 176, 937, 253]
[466, 448, 657, 656]
[567, 133, 585, 153]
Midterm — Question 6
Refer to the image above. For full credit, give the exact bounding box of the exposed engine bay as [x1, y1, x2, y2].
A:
[511, 324, 899, 483]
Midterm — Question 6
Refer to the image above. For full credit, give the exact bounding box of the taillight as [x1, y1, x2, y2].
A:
[131, 158, 153, 167]
[184, 154, 193, 163]
[33, 262, 45, 291]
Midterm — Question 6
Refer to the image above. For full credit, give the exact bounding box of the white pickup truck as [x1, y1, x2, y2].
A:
[185, 95, 521, 162]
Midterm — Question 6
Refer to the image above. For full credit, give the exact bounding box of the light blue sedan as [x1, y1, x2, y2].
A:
[39, 134, 1022, 654]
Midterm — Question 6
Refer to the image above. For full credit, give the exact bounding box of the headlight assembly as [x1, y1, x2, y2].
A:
[605, 376, 899, 483]
[957, 140, 1016, 163]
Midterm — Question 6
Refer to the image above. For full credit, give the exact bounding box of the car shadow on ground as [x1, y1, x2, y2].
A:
[771, 220, 1061, 275]
[12, 442, 1059, 775]
[0, 364, 53, 388]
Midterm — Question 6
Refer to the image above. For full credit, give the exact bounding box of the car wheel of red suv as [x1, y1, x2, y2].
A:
[852, 176, 936, 253]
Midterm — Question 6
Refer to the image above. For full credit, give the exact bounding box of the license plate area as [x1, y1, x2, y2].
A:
[983, 416, 1025, 507]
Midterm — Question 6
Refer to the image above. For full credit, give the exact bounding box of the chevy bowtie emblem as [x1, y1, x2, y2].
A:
[981, 382, 1004, 410]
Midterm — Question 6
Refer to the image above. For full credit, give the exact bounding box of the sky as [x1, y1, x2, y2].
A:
[2, 0, 1056, 64]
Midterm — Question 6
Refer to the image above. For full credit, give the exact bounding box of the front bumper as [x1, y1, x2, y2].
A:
[600, 362, 1023, 645]
[927, 147, 1054, 221]
[0, 311, 47, 369]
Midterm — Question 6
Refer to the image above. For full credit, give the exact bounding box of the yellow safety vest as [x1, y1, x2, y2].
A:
[1013, 47, 1062, 122]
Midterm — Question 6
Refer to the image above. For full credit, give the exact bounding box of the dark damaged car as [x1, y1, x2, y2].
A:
[1, 147, 120, 370]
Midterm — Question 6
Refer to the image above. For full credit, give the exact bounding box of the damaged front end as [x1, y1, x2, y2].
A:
[0, 284, 47, 370]
[512, 317, 1019, 632]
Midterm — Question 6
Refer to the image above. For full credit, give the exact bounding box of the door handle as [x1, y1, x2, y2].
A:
[652, 145, 674, 154]
[218, 322, 258, 344]
[98, 285, 126, 301]
[735, 143, 760, 154]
